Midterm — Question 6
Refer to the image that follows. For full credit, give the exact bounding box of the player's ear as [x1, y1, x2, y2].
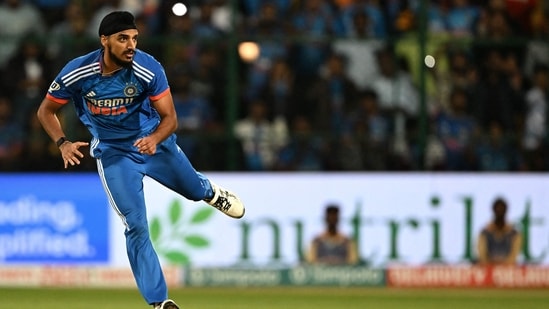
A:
[100, 35, 108, 48]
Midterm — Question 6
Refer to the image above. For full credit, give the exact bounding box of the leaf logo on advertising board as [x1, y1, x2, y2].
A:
[149, 199, 214, 265]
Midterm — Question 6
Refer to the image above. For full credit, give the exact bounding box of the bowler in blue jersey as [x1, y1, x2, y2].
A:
[37, 11, 245, 309]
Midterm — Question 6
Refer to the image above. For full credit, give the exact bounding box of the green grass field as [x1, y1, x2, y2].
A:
[1, 286, 547, 309]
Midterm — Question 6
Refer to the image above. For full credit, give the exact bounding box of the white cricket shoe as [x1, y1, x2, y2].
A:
[207, 182, 245, 219]
[153, 299, 179, 309]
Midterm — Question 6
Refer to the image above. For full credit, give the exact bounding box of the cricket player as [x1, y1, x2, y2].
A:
[36, 11, 245, 309]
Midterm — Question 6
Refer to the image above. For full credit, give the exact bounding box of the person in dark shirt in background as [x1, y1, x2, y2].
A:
[477, 197, 522, 266]
[306, 204, 358, 265]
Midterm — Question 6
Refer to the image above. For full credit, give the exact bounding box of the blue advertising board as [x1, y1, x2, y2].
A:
[0, 173, 109, 264]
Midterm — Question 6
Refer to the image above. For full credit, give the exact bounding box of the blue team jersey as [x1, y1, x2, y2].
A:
[46, 49, 170, 141]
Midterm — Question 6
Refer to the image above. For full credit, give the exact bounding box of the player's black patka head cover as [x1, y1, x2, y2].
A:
[98, 11, 137, 37]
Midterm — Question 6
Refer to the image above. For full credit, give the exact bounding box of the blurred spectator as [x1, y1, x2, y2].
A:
[242, 0, 292, 17]
[43, 1, 94, 161]
[343, 89, 390, 170]
[474, 121, 518, 171]
[448, 48, 478, 93]
[372, 46, 419, 120]
[19, 112, 60, 171]
[429, 48, 478, 114]
[0, 96, 24, 171]
[163, 33, 219, 164]
[191, 1, 225, 40]
[427, 0, 451, 35]
[163, 41, 229, 169]
[388, 0, 417, 35]
[523, 4, 549, 77]
[446, 0, 480, 37]
[1, 35, 54, 124]
[247, 2, 289, 37]
[47, 1, 96, 71]
[259, 58, 296, 119]
[85, 0, 150, 32]
[234, 100, 288, 171]
[291, 0, 340, 36]
[164, 33, 226, 127]
[209, 0, 237, 33]
[243, 3, 290, 101]
[521, 64, 549, 171]
[434, 87, 477, 170]
[190, 46, 227, 125]
[371, 46, 419, 168]
[171, 74, 217, 167]
[332, 0, 353, 11]
[306, 204, 358, 265]
[86, 0, 155, 33]
[477, 197, 522, 265]
[524, 36, 548, 71]
[87, 0, 125, 38]
[529, 1, 549, 39]
[424, 129, 447, 170]
[290, 0, 337, 75]
[32, 0, 70, 29]
[0, 0, 46, 69]
[480, 7, 514, 40]
[275, 115, 326, 171]
[162, 10, 200, 67]
[471, 49, 524, 133]
[339, 0, 388, 39]
[500, 50, 526, 120]
[134, 12, 163, 60]
[500, 0, 537, 35]
[332, 9, 385, 90]
[302, 53, 358, 135]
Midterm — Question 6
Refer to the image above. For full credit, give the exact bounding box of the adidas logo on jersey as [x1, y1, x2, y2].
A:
[86, 91, 96, 97]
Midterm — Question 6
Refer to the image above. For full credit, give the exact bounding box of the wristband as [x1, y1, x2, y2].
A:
[56, 137, 69, 147]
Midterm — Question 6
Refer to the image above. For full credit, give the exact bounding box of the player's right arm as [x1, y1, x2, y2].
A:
[476, 230, 489, 265]
[505, 231, 522, 265]
[37, 97, 89, 169]
[305, 238, 319, 264]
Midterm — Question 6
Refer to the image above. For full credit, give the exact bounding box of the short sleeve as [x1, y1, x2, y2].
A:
[133, 53, 170, 100]
[45, 61, 83, 104]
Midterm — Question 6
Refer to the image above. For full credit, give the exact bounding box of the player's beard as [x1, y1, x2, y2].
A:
[108, 46, 133, 68]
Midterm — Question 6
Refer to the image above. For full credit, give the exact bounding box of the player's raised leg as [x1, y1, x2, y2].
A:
[146, 135, 245, 218]
[206, 180, 245, 218]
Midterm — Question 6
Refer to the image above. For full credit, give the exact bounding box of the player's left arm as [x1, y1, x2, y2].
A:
[347, 238, 359, 265]
[305, 238, 320, 264]
[134, 90, 178, 155]
[506, 232, 522, 265]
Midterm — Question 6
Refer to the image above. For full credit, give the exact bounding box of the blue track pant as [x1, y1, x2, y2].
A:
[92, 134, 213, 304]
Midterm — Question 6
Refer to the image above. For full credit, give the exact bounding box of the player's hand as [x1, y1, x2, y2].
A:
[134, 136, 157, 155]
[59, 141, 89, 169]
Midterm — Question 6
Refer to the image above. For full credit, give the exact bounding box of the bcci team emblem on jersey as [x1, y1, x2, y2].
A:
[124, 84, 138, 97]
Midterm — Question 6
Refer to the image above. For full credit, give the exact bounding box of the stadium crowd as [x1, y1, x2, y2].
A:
[0, 0, 548, 172]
